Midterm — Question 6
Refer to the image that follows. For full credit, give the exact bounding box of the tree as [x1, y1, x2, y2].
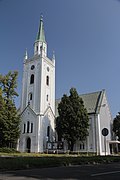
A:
[56, 87, 89, 151]
[113, 112, 120, 141]
[0, 88, 6, 146]
[0, 71, 18, 101]
[0, 71, 20, 148]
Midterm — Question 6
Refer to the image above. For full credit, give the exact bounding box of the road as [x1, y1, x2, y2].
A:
[0, 163, 120, 179]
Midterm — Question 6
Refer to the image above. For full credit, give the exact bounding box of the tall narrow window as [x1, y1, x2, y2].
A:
[36, 45, 38, 51]
[83, 143, 85, 149]
[46, 95, 48, 101]
[46, 76, 49, 86]
[47, 126, 50, 139]
[27, 121, 30, 133]
[23, 124, 26, 133]
[30, 74, 34, 84]
[40, 46, 42, 51]
[80, 144, 82, 150]
[31, 123, 33, 133]
[29, 93, 32, 100]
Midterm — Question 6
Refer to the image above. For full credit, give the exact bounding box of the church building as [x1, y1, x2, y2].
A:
[18, 17, 112, 155]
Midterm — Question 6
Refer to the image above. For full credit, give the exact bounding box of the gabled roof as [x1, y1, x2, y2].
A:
[55, 90, 105, 116]
[80, 90, 104, 114]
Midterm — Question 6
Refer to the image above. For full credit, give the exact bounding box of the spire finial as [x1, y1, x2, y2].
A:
[52, 50, 55, 60]
[40, 13, 43, 21]
[24, 48, 28, 60]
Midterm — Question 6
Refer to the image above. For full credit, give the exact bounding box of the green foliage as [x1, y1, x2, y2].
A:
[0, 88, 6, 145]
[113, 112, 120, 140]
[0, 147, 20, 153]
[56, 87, 89, 151]
[0, 71, 20, 148]
[0, 71, 18, 100]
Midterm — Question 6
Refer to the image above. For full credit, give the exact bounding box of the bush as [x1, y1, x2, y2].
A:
[0, 154, 120, 171]
[0, 147, 20, 153]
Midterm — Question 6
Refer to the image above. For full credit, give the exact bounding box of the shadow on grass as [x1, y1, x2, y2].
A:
[1, 163, 120, 180]
[0, 165, 96, 179]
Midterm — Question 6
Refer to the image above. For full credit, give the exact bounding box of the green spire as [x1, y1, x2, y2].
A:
[36, 15, 46, 42]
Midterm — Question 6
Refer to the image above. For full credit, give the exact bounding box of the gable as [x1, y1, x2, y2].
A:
[21, 105, 37, 118]
[43, 106, 55, 119]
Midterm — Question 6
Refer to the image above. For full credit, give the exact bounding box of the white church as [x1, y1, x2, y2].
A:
[18, 16, 112, 155]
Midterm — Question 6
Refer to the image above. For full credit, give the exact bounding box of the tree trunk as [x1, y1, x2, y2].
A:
[68, 141, 74, 151]
[70, 141, 74, 151]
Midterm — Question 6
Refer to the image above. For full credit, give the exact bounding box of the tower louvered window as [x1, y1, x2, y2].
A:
[46, 76, 49, 86]
[30, 74, 34, 84]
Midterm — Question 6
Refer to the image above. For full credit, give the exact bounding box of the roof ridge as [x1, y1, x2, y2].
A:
[55, 89, 105, 101]
[79, 89, 105, 96]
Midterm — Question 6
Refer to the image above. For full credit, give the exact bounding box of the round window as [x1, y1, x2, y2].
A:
[31, 65, 35, 70]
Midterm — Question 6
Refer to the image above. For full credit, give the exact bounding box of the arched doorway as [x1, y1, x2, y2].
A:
[26, 137, 31, 153]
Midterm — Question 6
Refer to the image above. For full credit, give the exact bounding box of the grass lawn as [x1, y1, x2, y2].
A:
[0, 153, 120, 171]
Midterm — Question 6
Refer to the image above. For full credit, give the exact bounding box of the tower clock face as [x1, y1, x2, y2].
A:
[31, 65, 35, 70]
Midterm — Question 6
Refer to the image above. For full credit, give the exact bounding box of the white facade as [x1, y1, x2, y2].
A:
[19, 16, 55, 153]
[75, 90, 112, 155]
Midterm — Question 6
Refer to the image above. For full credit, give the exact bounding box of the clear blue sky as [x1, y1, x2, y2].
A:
[0, 0, 120, 117]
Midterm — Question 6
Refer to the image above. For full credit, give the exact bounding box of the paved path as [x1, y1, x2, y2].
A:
[0, 163, 120, 179]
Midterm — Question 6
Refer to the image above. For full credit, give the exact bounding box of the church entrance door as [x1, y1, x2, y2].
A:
[26, 137, 31, 153]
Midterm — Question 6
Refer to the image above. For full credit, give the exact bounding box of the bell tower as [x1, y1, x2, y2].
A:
[19, 16, 55, 153]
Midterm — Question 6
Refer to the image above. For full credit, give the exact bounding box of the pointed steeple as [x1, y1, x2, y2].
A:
[36, 15, 46, 43]
[34, 15, 47, 56]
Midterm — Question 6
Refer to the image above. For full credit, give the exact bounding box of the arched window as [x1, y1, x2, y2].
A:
[30, 74, 34, 84]
[30, 93, 32, 100]
[46, 76, 49, 86]
[29, 93, 32, 100]
[26, 137, 31, 153]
